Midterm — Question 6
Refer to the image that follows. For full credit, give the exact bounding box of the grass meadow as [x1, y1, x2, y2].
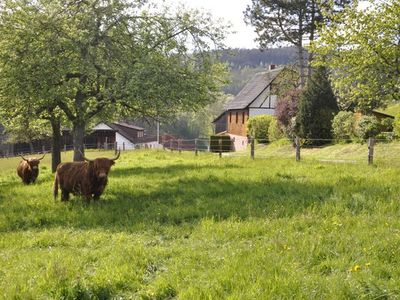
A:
[1, 144, 400, 299]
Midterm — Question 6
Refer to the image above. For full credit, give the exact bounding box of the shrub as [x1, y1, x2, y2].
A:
[376, 131, 395, 142]
[247, 115, 274, 143]
[332, 111, 356, 141]
[394, 114, 400, 137]
[380, 117, 394, 132]
[275, 88, 301, 138]
[355, 115, 380, 139]
[268, 117, 284, 142]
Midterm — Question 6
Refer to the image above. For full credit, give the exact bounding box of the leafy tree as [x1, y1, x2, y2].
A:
[0, 0, 228, 162]
[275, 88, 302, 138]
[355, 115, 380, 140]
[244, 0, 351, 86]
[331, 111, 355, 141]
[296, 67, 338, 143]
[310, 0, 400, 112]
[268, 117, 284, 141]
[393, 114, 400, 137]
[247, 115, 274, 142]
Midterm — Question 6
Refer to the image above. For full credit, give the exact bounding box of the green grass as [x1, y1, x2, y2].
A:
[1, 147, 400, 299]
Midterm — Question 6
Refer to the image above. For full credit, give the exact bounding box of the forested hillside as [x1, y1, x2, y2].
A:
[221, 47, 297, 95]
[220, 47, 297, 69]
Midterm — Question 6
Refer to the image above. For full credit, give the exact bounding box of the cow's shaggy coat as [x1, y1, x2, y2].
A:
[53, 151, 119, 202]
[17, 154, 45, 184]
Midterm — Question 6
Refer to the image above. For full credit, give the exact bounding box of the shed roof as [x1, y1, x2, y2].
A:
[107, 122, 144, 143]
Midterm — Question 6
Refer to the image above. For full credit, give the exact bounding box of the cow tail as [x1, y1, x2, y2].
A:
[53, 173, 59, 200]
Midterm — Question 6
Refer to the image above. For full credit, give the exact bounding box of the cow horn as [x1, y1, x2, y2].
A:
[20, 154, 29, 161]
[78, 149, 94, 162]
[111, 149, 121, 161]
[37, 153, 46, 160]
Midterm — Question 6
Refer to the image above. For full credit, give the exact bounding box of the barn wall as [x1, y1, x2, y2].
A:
[115, 133, 135, 150]
[227, 109, 248, 136]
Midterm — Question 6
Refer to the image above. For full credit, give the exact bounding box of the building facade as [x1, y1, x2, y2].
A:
[214, 66, 299, 139]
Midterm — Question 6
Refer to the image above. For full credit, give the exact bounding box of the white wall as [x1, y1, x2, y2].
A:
[249, 108, 275, 117]
[115, 133, 135, 150]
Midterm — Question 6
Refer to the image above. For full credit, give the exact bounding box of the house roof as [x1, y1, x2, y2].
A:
[106, 122, 144, 143]
[112, 122, 144, 131]
[372, 110, 395, 119]
[226, 67, 285, 110]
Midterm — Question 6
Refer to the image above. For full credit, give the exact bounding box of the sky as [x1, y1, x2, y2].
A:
[161, 0, 372, 50]
[164, 0, 258, 49]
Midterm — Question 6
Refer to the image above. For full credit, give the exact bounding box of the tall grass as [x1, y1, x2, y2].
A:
[1, 148, 400, 299]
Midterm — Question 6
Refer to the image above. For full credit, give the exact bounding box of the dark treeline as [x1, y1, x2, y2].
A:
[219, 47, 298, 69]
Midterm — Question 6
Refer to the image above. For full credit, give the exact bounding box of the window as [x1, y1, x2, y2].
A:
[235, 112, 238, 123]
[229, 112, 232, 123]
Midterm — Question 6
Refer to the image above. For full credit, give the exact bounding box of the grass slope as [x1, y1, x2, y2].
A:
[1, 148, 400, 299]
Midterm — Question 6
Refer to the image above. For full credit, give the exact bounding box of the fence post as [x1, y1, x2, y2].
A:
[250, 137, 255, 160]
[42, 145, 45, 153]
[122, 142, 125, 151]
[170, 139, 173, 152]
[114, 142, 118, 154]
[368, 137, 375, 165]
[219, 137, 222, 158]
[295, 136, 301, 162]
[195, 138, 198, 156]
[178, 139, 182, 153]
[64, 144, 67, 152]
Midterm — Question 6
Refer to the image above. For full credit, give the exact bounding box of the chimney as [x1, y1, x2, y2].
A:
[269, 64, 276, 70]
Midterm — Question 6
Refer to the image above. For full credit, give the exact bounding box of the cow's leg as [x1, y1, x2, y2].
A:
[84, 195, 91, 204]
[61, 189, 69, 201]
[93, 185, 105, 201]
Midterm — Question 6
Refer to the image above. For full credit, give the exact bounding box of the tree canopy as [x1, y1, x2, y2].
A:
[310, 0, 400, 112]
[0, 0, 229, 161]
[296, 67, 338, 143]
[244, 0, 352, 85]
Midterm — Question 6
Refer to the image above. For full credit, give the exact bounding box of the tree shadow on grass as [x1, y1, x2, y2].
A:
[1, 162, 389, 233]
[111, 163, 243, 178]
[1, 168, 335, 233]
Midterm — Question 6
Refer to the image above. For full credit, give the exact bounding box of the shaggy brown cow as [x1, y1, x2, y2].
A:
[17, 153, 46, 184]
[53, 150, 120, 202]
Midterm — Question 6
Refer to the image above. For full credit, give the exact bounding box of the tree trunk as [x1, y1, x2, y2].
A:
[50, 118, 62, 172]
[307, 0, 316, 79]
[29, 141, 34, 153]
[73, 120, 86, 161]
[298, 45, 306, 88]
[298, 12, 305, 88]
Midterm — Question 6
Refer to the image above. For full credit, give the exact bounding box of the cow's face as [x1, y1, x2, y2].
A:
[20, 154, 45, 170]
[93, 158, 115, 179]
[27, 159, 41, 171]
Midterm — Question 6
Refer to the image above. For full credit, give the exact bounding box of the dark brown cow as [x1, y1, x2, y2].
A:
[53, 150, 120, 202]
[17, 153, 46, 184]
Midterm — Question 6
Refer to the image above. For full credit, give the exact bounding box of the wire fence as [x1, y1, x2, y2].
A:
[161, 136, 400, 166]
[1, 136, 399, 167]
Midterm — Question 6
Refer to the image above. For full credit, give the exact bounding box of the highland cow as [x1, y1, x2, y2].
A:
[53, 150, 120, 202]
[17, 153, 46, 184]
